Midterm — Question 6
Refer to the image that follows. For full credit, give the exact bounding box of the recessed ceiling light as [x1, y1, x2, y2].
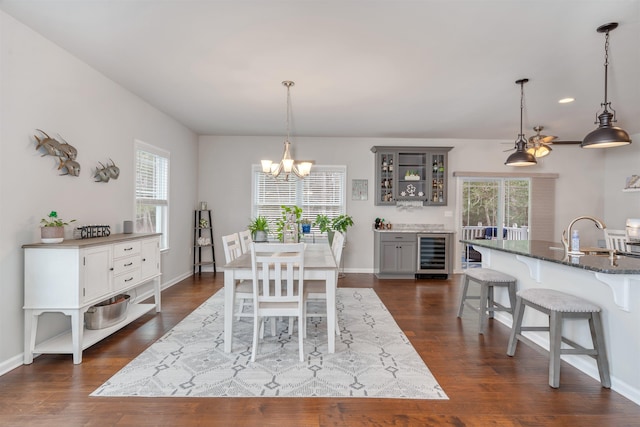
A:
[558, 97, 575, 104]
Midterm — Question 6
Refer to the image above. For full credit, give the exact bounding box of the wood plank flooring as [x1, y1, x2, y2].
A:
[1, 273, 639, 426]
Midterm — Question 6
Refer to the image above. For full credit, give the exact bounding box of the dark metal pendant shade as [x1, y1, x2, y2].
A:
[581, 22, 632, 149]
[505, 78, 537, 167]
[506, 139, 537, 166]
[582, 111, 632, 148]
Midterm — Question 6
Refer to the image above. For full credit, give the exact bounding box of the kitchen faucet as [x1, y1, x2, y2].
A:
[562, 215, 606, 256]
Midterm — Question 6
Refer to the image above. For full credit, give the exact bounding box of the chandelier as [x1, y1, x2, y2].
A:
[261, 81, 312, 180]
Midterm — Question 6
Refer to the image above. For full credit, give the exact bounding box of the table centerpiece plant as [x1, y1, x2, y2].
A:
[248, 215, 270, 242]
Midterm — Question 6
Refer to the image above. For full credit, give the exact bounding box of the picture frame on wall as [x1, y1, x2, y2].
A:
[352, 179, 368, 201]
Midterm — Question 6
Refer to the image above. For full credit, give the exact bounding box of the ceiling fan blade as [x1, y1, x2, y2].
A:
[529, 134, 557, 145]
[550, 140, 582, 145]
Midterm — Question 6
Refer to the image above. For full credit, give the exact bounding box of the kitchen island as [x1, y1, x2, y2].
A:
[461, 238, 640, 405]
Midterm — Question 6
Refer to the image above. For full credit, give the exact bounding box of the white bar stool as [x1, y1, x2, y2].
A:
[507, 288, 611, 388]
[457, 268, 517, 334]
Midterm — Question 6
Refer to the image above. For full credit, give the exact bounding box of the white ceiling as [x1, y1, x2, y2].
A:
[1, 0, 639, 142]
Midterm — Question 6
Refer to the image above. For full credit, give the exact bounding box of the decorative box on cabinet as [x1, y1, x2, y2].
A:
[22, 233, 162, 364]
[371, 146, 453, 206]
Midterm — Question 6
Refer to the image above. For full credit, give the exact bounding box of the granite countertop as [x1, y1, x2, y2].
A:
[373, 224, 455, 233]
[461, 238, 640, 275]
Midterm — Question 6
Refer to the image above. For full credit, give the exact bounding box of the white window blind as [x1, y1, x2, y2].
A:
[252, 165, 346, 236]
[135, 140, 170, 249]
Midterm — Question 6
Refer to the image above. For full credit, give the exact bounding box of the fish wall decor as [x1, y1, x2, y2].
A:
[93, 159, 120, 183]
[34, 129, 80, 177]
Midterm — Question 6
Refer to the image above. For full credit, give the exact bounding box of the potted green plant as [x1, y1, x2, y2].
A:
[248, 215, 270, 242]
[276, 205, 303, 242]
[331, 214, 354, 234]
[40, 210, 76, 243]
[314, 214, 331, 233]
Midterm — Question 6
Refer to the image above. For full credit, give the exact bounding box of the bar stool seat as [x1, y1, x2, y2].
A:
[457, 268, 517, 334]
[507, 288, 611, 389]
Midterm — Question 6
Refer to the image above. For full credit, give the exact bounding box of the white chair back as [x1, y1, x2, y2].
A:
[604, 229, 628, 252]
[250, 242, 306, 361]
[238, 229, 253, 254]
[222, 233, 242, 263]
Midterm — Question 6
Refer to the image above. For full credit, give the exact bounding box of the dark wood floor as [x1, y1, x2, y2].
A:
[1, 273, 639, 426]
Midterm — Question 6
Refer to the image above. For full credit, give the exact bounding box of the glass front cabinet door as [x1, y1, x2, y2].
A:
[371, 146, 452, 206]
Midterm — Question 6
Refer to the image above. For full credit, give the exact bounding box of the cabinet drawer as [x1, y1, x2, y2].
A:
[113, 241, 141, 258]
[113, 255, 141, 275]
[380, 233, 416, 243]
[114, 269, 141, 291]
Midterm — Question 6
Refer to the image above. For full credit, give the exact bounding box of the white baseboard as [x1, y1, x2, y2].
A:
[0, 353, 26, 377]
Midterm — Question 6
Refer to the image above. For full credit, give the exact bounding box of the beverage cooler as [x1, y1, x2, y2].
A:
[416, 233, 452, 279]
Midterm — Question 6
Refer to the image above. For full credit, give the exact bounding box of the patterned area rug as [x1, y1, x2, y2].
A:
[91, 288, 447, 399]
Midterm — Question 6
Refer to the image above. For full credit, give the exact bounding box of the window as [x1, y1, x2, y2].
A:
[252, 165, 346, 237]
[461, 178, 531, 232]
[135, 140, 169, 250]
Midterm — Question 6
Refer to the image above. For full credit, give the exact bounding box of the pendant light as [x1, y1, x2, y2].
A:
[261, 81, 313, 180]
[581, 22, 632, 148]
[505, 79, 537, 166]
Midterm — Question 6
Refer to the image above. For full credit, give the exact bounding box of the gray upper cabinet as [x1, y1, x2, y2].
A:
[371, 146, 453, 206]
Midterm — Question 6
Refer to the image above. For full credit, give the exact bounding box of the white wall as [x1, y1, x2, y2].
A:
[0, 12, 198, 372]
[199, 135, 605, 272]
[604, 134, 640, 228]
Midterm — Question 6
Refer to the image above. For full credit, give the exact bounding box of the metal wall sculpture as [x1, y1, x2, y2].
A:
[34, 129, 80, 177]
[93, 159, 120, 183]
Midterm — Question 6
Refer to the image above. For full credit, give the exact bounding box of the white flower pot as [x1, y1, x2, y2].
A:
[41, 226, 64, 243]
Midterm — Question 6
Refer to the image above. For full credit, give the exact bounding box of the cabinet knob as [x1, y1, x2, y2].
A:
[109, 267, 114, 271]
[142, 258, 146, 262]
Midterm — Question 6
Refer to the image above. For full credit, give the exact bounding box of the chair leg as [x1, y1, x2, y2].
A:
[251, 315, 261, 362]
[507, 297, 524, 356]
[288, 317, 295, 336]
[589, 312, 611, 388]
[457, 275, 470, 317]
[507, 283, 517, 316]
[298, 314, 304, 362]
[549, 311, 563, 388]
[487, 284, 495, 319]
[478, 283, 489, 334]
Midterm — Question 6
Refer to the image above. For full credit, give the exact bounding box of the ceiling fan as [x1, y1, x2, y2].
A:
[529, 125, 582, 146]
[504, 125, 581, 156]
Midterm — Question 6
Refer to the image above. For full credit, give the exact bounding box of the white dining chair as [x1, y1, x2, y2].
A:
[304, 231, 344, 336]
[604, 228, 628, 252]
[250, 242, 306, 362]
[222, 233, 253, 320]
[238, 229, 253, 254]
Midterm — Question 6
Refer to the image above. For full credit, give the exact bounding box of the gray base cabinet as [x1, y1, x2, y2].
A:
[375, 232, 417, 278]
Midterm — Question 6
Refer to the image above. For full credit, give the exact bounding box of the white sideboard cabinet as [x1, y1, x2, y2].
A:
[23, 233, 162, 364]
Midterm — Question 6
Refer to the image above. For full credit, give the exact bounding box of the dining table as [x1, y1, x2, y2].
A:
[222, 242, 338, 353]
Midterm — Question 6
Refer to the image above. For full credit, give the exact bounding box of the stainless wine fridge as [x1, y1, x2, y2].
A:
[416, 233, 452, 279]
